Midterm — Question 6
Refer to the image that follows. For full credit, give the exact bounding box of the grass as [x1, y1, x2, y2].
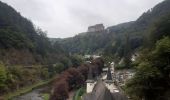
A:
[4, 78, 54, 100]
[73, 87, 85, 100]
[42, 93, 50, 100]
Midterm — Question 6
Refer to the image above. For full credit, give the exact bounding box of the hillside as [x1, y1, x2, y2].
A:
[0, 1, 85, 96]
[59, 31, 112, 54]
[58, 0, 170, 60]
[0, 0, 170, 99]
[0, 1, 67, 65]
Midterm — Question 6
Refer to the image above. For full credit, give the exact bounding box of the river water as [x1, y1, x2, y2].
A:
[12, 88, 75, 100]
[12, 88, 44, 100]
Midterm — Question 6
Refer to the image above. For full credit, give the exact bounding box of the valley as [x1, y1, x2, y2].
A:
[0, 0, 170, 100]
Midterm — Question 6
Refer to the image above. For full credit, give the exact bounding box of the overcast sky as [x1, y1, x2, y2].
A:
[1, 0, 164, 38]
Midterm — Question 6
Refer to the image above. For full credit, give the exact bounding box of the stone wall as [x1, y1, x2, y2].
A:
[88, 24, 105, 32]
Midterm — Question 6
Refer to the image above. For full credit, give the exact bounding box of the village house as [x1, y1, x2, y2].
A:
[83, 66, 127, 100]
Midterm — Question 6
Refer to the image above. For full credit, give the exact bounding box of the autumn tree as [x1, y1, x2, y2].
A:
[65, 68, 84, 90]
[77, 64, 89, 80]
[50, 79, 69, 100]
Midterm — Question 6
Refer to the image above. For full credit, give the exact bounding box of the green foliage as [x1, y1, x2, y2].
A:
[60, 31, 111, 54]
[57, 0, 170, 70]
[51, 58, 104, 100]
[41, 67, 49, 79]
[70, 54, 84, 67]
[0, 65, 51, 94]
[5, 79, 52, 100]
[125, 37, 170, 100]
[53, 62, 65, 73]
[150, 14, 170, 44]
[73, 87, 85, 100]
[154, 37, 170, 57]
[0, 1, 68, 65]
[0, 63, 7, 93]
[43, 93, 50, 100]
[60, 56, 73, 68]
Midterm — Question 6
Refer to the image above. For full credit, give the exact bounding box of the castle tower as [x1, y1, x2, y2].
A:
[86, 67, 96, 93]
[105, 66, 116, 93]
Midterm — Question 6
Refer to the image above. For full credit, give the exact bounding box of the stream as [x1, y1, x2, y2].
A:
[12, 87, 75, 100]
[12, 88, 44, 100]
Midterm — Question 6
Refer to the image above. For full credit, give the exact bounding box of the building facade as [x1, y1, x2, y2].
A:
[83, 66, 127, 100]
[88, 24, 105, 32]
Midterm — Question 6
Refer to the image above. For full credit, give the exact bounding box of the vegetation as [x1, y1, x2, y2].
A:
[0, 63, 7, 94]
[55, 0, 170, 69]
[50, 58, 104, 100]
[125, 37, 170, 100]
[125, 9, 170, 100]
[4, 79, 52, 100]
[0, 1, 84, 98]
[42, 93, 50, 100]
[0, 1, 69, 65]
[0, 0, 170, 99]
[73, 87, 85, 100]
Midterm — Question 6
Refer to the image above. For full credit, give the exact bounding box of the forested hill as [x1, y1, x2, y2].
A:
[0, 1, 65, 65]
[58, 0, 170, 58]
[59, 31, 111, 54]
[0, 1, 87, 96]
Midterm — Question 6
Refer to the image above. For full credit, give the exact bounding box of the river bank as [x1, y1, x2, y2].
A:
[2, 77, 54, 100]
[12, 88, 45, 100]
[12, 85, 50, 100]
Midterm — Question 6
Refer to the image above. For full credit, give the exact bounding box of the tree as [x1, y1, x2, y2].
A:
[50, 80, 69, 100]
[70, 54, 84, 67]
[123, 34, 132, 68]
[53, 62, 65, 73]
[150, 14, 170, 44]
[41, 67, 49, 79]
[0, 63, 7, 93]
[77, 64, 89, 80]
[65, 68, 84, 89]
[125, 37, 170, 100]
[50, 58, 105, 100]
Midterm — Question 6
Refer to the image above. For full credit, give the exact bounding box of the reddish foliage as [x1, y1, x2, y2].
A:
[50, 58, 104, 100]
[50, 79, 69, 100]
[77, 64, 89, 80]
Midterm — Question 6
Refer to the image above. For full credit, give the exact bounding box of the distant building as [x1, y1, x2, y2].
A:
[84, 55, 100, 60]
[131, 53, 139, 62]
[84, 55, 91, 59]
[83, 67, 127, 100]
[88, 24, 105, 32]
[114, 70, 135, 86]
[86, 67, 96, 93]
[104, 67, 117, 93]
[92, 55, 101, 59]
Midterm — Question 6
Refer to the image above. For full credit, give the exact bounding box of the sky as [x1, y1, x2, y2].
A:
[1, 0, 164, 38]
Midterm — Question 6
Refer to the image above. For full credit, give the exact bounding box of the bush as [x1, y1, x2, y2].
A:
[0, 63, 7, 93]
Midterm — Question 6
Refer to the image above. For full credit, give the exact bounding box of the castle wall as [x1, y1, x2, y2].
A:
[88, 24, 105, 32]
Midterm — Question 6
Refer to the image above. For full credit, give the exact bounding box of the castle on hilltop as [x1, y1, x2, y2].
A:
[88, 24, 105, 32]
